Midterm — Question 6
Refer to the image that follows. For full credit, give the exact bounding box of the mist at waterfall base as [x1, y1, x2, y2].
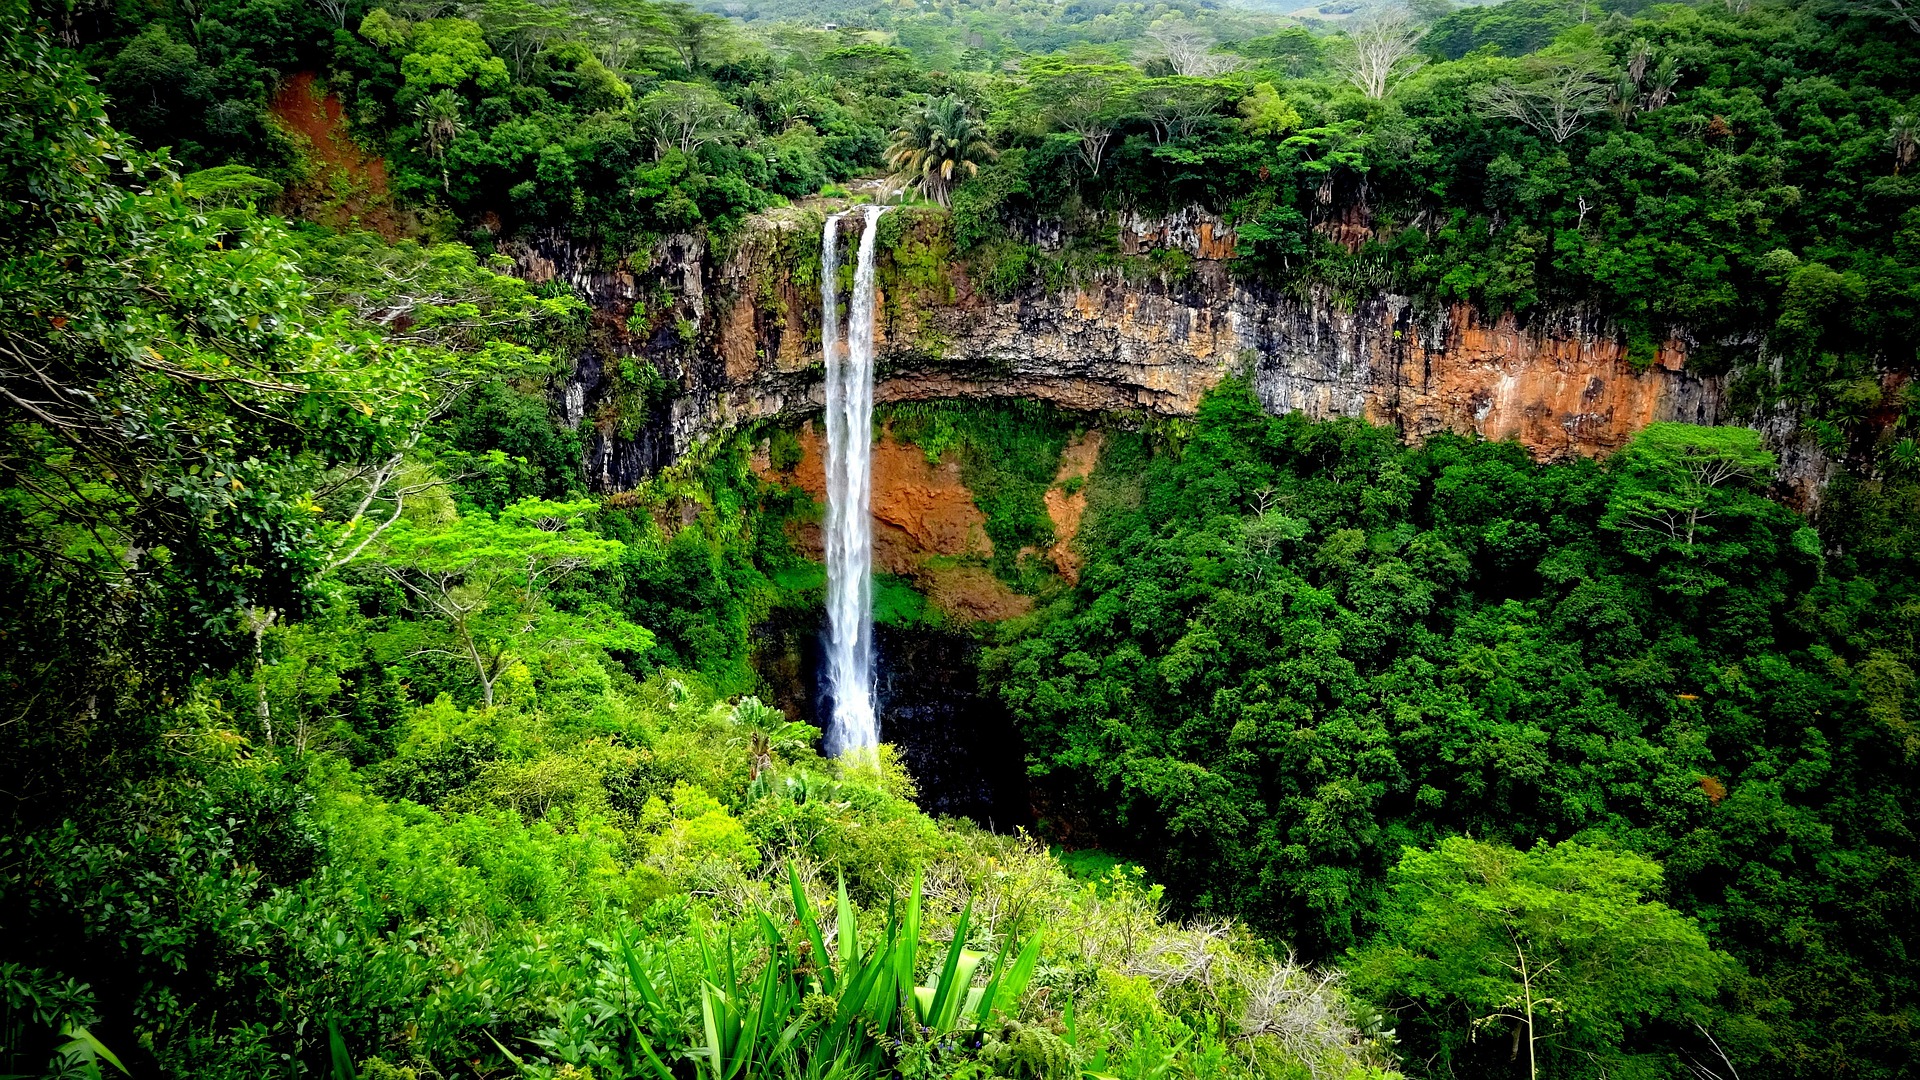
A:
[755, 615, 1034, 830]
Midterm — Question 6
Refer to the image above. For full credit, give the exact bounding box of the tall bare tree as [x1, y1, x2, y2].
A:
[476, 0, 571, 79]
[1142, 23, 1245, 78]
[1135, 78, 1230, 143]
[651, 1, 731, 72]
[1018, 60, 1140, 176]
[1475, 60, 1612, 145]
[1879, 0, 1920, 32]
[575, 0, 667, 71]
[1334, 7, 1426, 100]
[636, 81, 744, 159]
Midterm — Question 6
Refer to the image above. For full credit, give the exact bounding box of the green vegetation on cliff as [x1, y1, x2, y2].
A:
[0, 16, 1389, 1080]
[56, 0, 1916, 463]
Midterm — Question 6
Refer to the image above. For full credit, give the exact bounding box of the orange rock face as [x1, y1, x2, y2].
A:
[756, 424, 1032, 622]
[762, 425, 991, 569]
[680, 209, 1726, 469]
[1358, 304, 1709, 460]
[1042, 431, 1103, 583]
[523, 205, 1766, 499]
[268, 73, 403, 239]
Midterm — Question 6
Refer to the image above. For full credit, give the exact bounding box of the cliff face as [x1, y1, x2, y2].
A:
[512, 206, 1742, 493]
[753, 425, 1036, 624]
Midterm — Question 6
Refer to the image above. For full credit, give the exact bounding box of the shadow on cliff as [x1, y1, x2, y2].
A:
[754, 607, 1032, 831]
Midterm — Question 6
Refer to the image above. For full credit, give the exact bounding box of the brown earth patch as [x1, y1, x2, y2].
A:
[269, 72, 405, 238]
[1042, 430, 1103, 583]
[920, 563, 1033, 622]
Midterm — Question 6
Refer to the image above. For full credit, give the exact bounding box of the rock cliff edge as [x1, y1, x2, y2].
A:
[513, 206, 1795, 496]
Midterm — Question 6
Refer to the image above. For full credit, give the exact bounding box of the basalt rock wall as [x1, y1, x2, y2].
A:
[512, 205, 1789, 496]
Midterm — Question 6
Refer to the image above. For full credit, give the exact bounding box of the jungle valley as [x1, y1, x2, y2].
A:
[1, 0, 1917, 1078]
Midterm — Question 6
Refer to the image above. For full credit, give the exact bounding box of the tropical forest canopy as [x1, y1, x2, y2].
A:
[1, 0, 1917, 1078]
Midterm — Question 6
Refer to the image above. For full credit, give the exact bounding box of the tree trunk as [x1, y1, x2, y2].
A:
[249, 607, 278, 744]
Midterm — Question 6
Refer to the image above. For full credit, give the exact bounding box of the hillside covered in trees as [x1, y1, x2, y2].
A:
[1, 0, 1916, 1078]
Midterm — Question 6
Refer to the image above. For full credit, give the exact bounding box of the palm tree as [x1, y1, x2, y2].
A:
[414, 90, 466, 194]
[885, 95, 997, 208]
[1893, 114, 1919, 174]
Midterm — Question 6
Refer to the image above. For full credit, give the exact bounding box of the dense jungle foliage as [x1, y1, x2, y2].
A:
[2, 0, 1917, 1078]
[987, 386, 1920, 1078]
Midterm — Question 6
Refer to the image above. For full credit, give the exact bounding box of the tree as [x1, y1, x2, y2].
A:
[1141, 23, 1244, 78]
[361, 498, 646, 707]
[1864, 0, 1920, 33]
[0, 33, 422, 664]
[1643, 55, 1679, 109]
[573, 0, 666, 71]
[1239, 510, 1307, 584]
[1016, 60, 1139, 176]
[1133, 77, 1231, 144]
[1239, 82, 1304, 138]
[1350, 838, 1730, 1080]
[1473, 59, 1612, 145]
[1610, 41, 1678, 120]
[0, 11, 558, 807]
[886, 95, 998, 207]
[636, 81, 744, 159]
[743, 72, 833, 133]
[1893, 114, 1919, 173]
[650, 0, 730, 72]
[1601, 422, 1777, 551]
[369, 15, 512, 106]
[414, 89, 466, 193]
[475, 0, 573, 79]
[1332, 7, 1426, 100]
[102, 23, 206, 136]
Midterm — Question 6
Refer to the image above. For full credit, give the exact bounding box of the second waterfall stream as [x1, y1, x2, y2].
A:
[820, 204, 886, 757]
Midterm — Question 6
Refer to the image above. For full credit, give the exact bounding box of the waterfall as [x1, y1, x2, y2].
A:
[821, 204, 887, 757]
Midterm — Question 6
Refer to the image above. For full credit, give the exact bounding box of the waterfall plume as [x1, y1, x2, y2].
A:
[821, 204, 887, 756]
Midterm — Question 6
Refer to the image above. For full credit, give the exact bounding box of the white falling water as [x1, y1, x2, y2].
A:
[821, 204, 887, 757]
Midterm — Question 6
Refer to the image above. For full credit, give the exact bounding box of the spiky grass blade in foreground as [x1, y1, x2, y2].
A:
[789, 864, 834, 991]
[568, 866, 1046, 1078]
[836, 874, 861, 970]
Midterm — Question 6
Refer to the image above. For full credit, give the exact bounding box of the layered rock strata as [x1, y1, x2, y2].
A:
[514, 207, 1744, 494]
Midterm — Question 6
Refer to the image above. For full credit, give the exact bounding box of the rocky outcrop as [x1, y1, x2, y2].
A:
[512, 205, 1769, 495]
[758, 425, 994, 570]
